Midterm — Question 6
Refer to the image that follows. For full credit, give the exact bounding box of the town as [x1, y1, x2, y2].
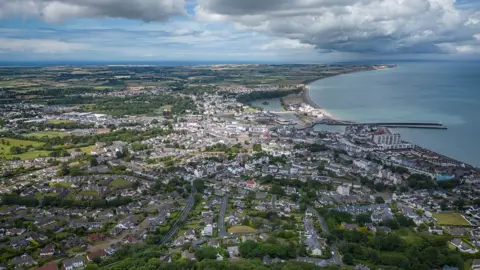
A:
[0, 64, 479, 270]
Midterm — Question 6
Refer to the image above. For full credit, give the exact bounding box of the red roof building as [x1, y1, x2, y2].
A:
[36, 262, 58, 270]
[87, 249, 106, 262]
[87, 233, 106, 242]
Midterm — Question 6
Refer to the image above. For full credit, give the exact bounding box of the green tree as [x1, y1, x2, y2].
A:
[355, 213, 371, 225]
[252, 143, 262, 152]
[375, 196, 385, 203]
[90, 156, 98, 167]
[195, 247, 218, 261]
[193, 179, 205, 193]
[343, 253, 354, 265]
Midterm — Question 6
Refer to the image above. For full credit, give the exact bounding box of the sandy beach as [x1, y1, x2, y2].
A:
[302, 84, 338, 120]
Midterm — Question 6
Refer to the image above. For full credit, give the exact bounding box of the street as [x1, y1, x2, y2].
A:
[307, 206, 343, 266]
[218, 195, 228, 237]
[271, 194, 277, 212]
[159, 185, 197, 245]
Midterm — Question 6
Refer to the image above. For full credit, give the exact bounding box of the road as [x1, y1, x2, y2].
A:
[218, 195, 229, 238]
[159, 185, 197, 245]
[307, 206, 343, 266]
[271, 194, 277, 212]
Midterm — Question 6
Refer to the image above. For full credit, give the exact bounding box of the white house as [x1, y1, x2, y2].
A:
[202, 225, 213, 237]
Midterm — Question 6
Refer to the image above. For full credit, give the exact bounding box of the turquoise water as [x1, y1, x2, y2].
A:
[309, 61, 480, 167]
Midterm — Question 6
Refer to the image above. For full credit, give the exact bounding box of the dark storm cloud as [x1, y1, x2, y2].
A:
[0, 0, 186, 23]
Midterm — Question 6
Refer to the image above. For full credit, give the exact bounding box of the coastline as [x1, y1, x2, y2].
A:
[301, 66, 478, 169]
[302, 84, 338, 120]
[301, 65, 397, 121]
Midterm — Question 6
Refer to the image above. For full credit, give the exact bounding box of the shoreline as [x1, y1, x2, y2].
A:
[301, 68, 380, 121]
[301, 67, 478, 169]
[302, 84, 338, 120]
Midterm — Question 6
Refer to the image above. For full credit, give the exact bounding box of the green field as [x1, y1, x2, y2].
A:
[0, 138, 48, 160]
[48, 119, 74, 124]
[67, 145, 96, 154]
[78, 190, 100, 197]
[50, 182, 73, 188]
[432, 213, 470, 226]
[244, 107, 259, 113]
[109, 179, 131, 187]
[26, 131, 68, 138]
[227, 226, 256, 233]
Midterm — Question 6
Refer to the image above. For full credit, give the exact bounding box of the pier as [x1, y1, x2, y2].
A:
[301, 119, 447, 130]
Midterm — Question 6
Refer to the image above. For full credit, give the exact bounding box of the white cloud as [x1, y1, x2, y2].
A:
[260, 39, 315, 51]
[0, 0, 186, 23]
[0, 38, 90, 53]
[197, 0, 480, 54]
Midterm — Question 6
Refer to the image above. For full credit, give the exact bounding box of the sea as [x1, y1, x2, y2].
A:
[307, 61, 480, 167]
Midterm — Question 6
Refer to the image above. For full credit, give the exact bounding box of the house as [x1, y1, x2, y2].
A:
[305, 237, 323, 256]
[184, 229, 197, 240]
[182, 250, 196, 261]
[123, 235, 138, 244]
[10, 237, 31, 249]
[202, 225, 213, 236]
[87, 249, 107, 262]
[87, 233, 107, 242]
[10, 253, 37, 266]
[39, 243, 56, 257]
[227, 246, 239, 258]
[445, 227, 468, 237]
[471, 259, 480, 270]
[443, 266, 459, 270]
[208, 239, 219, 248]
[62, 255, 84, 270]
[371, 213, 383, 223]
[173, 236, 186, 247]
[246, 180, 258, 190]
[342, 223, 358, 231]
[6, 228, 26, 236]
[428, 226, 443, 235]
[37, 262, 58, 270]
[336, 185, 350, 196]
[450, 238, 477, 253]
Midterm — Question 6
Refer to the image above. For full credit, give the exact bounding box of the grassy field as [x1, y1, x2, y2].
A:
[432, 213, 470, 226]
[48, 119, 74, 124]
[227, 226, 256, 233]
[0, 138, 48, 160]
[12, 151, 51, 160]
[78, 190, 100, 197]
[26, 131, 68, 138]
[109, 179, 131, 187]
[51, 182, 73, 188]
[244, 107, 259, 113]
[67, 145, 97, 154]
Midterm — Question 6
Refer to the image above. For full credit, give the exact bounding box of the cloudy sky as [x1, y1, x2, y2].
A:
[0, 0, 479, 62]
